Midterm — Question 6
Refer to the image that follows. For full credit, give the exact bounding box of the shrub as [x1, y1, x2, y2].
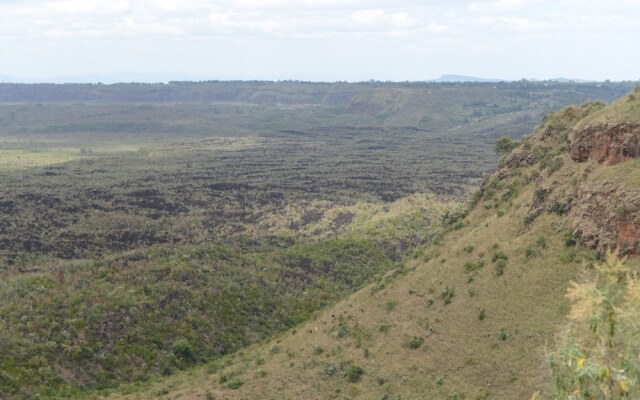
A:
[464, 258, 484, 274]
[226, 378, 245, 389]
[441, 286, 455, 305]
[492, 251, 508, 263]
[616, 205, 628, 218]
[494, 136, 518, 154]
[385, 300, 397, 312]
[494, 259, 506, 276]
[478, 309, 486, 321]
[323, 363, 337, 376]
[523, 213, 537, 227]
[550, 200, 567, 215]
[463, 244, 474, 254]
[346, 365, 364, 382]
[541, 156, 563, 174]
[525, 247, 537, 259]
[171, 339, 195, 361]
[536, 235, 547, 249]
[564, 232, 576, 247]
[548, 252, 640, 399]
[407, 336, 425, 349]
[441, 208, 467, 228]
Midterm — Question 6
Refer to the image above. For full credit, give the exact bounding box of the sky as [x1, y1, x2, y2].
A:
[0, 0, 639, 83]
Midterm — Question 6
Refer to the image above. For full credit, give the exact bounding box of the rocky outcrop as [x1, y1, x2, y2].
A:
[569, 182, 640, 255]
[570, 123, 640, 165]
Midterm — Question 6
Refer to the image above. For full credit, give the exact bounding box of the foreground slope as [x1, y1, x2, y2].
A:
[100, 88, 640, 400]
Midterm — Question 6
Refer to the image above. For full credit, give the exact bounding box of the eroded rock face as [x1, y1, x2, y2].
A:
[570, 123, 640, 165]
[569, 182, 640, 255]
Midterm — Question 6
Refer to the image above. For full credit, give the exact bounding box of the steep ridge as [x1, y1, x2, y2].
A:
[99, 91, 640, 400]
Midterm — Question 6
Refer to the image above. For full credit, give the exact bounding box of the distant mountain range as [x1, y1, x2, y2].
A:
[434, 74, 596, 83]
[0, 73, 599, 84]
[434, 74, 504, 83]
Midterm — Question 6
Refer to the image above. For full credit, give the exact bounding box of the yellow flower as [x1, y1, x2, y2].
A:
[620, 380, 627, 392]
[572, 388, 580, 395]
[576, 358, 584, 368]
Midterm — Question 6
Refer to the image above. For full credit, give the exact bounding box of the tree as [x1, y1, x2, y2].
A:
[494, 135, 518, 154]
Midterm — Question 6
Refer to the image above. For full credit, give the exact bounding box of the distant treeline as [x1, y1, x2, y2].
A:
[0, 80, 637, 104]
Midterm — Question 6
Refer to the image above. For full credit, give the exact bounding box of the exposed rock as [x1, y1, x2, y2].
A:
[505, 147, 538, 168]
[569, 123, 640, 165]
[569, 182, 640, 255]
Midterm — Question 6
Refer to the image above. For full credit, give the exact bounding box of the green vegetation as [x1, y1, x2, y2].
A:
[1, 82, 639, 399]
[0, 195, 442, 397]
[575, 85, 640, 128]
[494, 135, 519, 154]
[346, 365, 365, 382]
[548, 252, 640, 399]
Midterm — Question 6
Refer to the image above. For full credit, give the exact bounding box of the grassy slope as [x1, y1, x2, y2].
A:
[575, 85, 640, 128]
[96, 97, 640, 400]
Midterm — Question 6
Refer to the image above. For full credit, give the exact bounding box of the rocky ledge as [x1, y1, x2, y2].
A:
[570, 123, 640, 165]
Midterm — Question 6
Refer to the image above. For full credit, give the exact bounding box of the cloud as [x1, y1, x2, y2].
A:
[0, 0, 639, 81]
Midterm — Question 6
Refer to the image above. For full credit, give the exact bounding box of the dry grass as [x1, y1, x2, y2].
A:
[98, 177, 598, 400]
[84, 92, 640, 400]
[575, 86, 640, 129]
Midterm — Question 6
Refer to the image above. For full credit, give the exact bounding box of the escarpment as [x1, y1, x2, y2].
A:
[569, 122, 640, 165]
[500, 91, 640, 255]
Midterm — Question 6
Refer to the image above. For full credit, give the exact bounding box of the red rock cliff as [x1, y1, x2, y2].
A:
[569, 123, 640, 165]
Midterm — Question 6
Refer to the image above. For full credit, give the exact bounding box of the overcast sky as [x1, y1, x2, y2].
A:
[0, 0, 639, 82]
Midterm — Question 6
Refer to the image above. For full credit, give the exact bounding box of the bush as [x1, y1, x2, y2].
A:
[548, 252, 640, 398]
[492, 251, 508, 263]
[171, 339, 195, 362]
[346, 365, 364, 382]
[464, 258, 484, 273]
[407, 336, 425, 349]
[494, 259, 506, 276]
[564, 232, 576, 247]
[226, 378, 245, 389]
[494, 136, 518, 154]
[441, 286, 455, 305]
[385, 300, 397, 312]
[536, 235, 547, 249]
[523, 213, 537, 227]
[550, 200, 568, 215]
[323, 363, 337, 376]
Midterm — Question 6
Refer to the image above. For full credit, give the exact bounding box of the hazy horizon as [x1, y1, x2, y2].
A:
[1, 0, 639, 83]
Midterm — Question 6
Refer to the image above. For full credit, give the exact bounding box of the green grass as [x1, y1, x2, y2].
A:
[92, 91, 640, 400]
[1, 82, 638, 398]
[575, 85, 640, 128]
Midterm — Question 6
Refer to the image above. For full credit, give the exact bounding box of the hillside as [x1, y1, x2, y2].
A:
[98, 89, 640, 399]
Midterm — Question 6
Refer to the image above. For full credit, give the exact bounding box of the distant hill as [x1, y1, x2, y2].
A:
[548, 77, 595, 83]
[435, 75, 597, 84]
[434, 74, 505, 83]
